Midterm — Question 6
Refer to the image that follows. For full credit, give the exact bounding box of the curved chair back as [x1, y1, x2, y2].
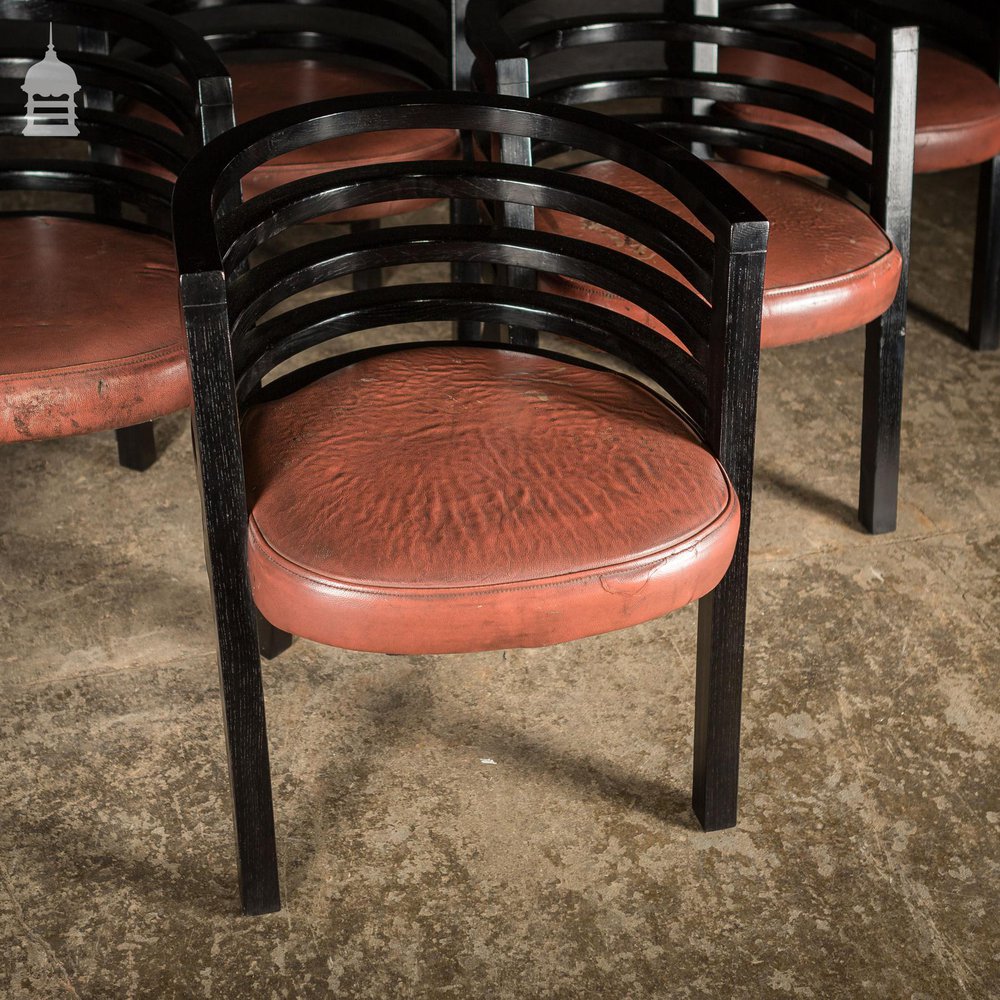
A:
[174, 92, 766, 468]
[721, 1, 997, 77]
[465, 0, 917, 211]
[145, 0, 458, 91]
[465, 0, 922, 538]
[0, 0, 233, 235]
[720, 0, 1000, 355]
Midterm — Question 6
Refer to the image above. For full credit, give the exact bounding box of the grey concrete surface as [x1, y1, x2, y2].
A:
[0, 168, 998, 999]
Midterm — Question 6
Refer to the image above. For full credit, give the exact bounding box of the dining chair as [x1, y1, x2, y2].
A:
[0, 0, 232, 469]
[172, 90, 768, 914]
[143, 0, 466, 291]
[465, 0, 919, 535]
[718, 0, 1000, 351]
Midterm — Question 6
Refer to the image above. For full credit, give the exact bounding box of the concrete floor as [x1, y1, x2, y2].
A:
[1, 167, 998, 999]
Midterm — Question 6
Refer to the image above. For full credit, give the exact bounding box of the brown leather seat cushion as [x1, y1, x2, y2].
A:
[243, 346, 739, 654]
[534, 160, 902, 348]
[717, 36, 1000, 174]
[0, 216, 188, 444]
[131, 60, 459, 220]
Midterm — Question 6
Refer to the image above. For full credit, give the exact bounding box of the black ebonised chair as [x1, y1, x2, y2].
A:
[143, 0, 466, 291]
[172, 91, 768, 914]
[0, 0, 232, 468]
[719, 0, 1000, 350]
[465, 0, 919, 535]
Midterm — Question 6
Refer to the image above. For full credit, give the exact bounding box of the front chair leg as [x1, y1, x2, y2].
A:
[116, 421, 157, 471]
[968, 154, 1000, 351]
[256, 610, 293, 660]
[858, 304, 906, 535]
[692, 548, 749, 832]
[350, 218, 382, 291]
[217, 636, 281, 915]
[185, 280, 280, 915]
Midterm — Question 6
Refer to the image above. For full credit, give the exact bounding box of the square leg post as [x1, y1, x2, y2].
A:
[182, 272, 280, 915]
[116, 421, 157, 472]
[257, 611, 294, 661]
[492, 57, 537, 348]
[692, 216, 766, 831]
[858, 302, 906, 534]
[693, 532, 750, 831]
[351, 219, 382, 291]
[453, 136, 489, 342]
[969, 154, 1000, 351]
[860, 24, 918, 534]
[450, 0, 488, 342]
[215, 609, 281, 915]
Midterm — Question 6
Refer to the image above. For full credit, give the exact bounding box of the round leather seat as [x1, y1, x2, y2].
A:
[242, 346, 740, 654]
[717, 37, 1000, 174]
[0, 216, 189, 444]
[130, 60, 459, 219]
[534, 160, 902, 348]
[228, 61, 460, 211]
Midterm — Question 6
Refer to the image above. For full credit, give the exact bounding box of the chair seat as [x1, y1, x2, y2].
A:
[130, 60, 459, 220]
[243, 346, 739, 654]
[229, 61, 460, 212]
[534, 161, 902, 348]
[717, 37, 1000, 174]
[0, 216, 188, 444]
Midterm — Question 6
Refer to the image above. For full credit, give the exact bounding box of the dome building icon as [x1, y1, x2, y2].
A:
[22, 24, 80, 137]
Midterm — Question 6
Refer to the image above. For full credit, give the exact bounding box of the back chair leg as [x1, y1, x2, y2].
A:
[858, 304, 906, 534]
[256, 610, 294, 660]
[453, 263, 486, 340]
[453, 196, 486, 342]
[350, 219, 382, 291]
[968, 155, 1000, 351]
[692, 541, 750, 832]
[116, 421, 157, 471]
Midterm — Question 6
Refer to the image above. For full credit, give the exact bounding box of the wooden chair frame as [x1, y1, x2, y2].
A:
[721, 0, 1000, 351]
[464, 0, 919, 535]
[0, 0, 233, 468]
[143, 0, 469, 294]
[172, 91, 768, 914]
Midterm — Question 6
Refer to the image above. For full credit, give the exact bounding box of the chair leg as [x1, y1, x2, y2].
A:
[968, 155, 1000, 351]
[211, 552, 281, 913]
[256, 610, 293, 661]
[508, 319, 539, 348]
[350, 219, 382, 291]
[184, 284, 280, 915]
[453, 255, 487, 342]
[217, 632, 281, 915]
[452, 196, 486, 342]
[858, 304, 906, 535]
[692, 538, 750, 832]
[116, 421, 157, 472]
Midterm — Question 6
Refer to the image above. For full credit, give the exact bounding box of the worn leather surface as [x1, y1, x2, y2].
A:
[0, 216, 189, 444]
[535, 160, 902, 347]
[134, 60, 459, 220]
[243, 346, 739, 653]
[717, 36, 1000, 174]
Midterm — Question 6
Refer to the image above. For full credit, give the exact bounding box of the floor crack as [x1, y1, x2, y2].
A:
[0, 860, 82, 998]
